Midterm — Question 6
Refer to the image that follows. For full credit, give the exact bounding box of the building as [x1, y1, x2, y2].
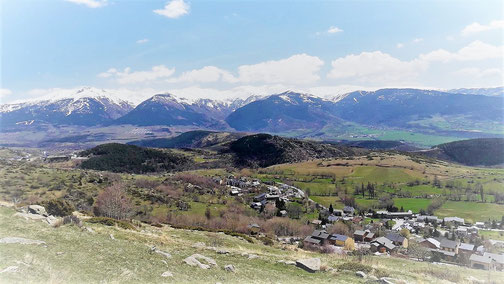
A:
[458, 243, 475, 254]
[419, 238, 440, 249]
[387, 211, 413, 219]
[343, 206, 355, 215]
[385, 233, 408, 248]
[444, 217, 465, 226]
[364, 232, 375, 242]
[353, 230, 368, 242]
[416, 215, 442, 224]
[247, 223, 261, 234]
[484, 252, 504, 271]
[469, 254, 494, 270]
[332, 209, 344, 216]
[328, 234, 354, 249]
[439, 239, 458, 254]
[371, 237, 396, 253]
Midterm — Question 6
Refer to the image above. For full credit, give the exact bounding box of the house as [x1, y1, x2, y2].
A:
[343, 206, 355, 215]
[364, 232, 375, 242]
[385, 233, 408, 248]
[371, 237, 396, 253]
[444, 217, 465, 226]
[455, 226, 468, 238]
[328, 234, 354, 249]
[311, 220, 322, 226]
[327, 215, 340, 223]
[470, 254, 494, 270]
[308, 230, 330, 245]
[458, 243, 475, 254]
[387, 211, 413, 219]
[303, 236, 322, 246]
[354, 230, 368, 242]
[253, 193, 266, 202]
[484, 252, 504, 271]
[247, 223, 261, 234]
[475, 222, 485, 228]
[332, 209, 344, 216]
[439, 239, 458, 254]
[419, 238, 441, 249]
[416, 215, 441, 224]
[429, 248, 457, 261]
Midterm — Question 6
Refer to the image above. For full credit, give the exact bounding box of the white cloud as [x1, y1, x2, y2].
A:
[65, 0, 107, 8]
[327, 51, 426, 84]
[167, 66, 237, 83]
[327, 26, 343, 34]
[420, 40, 503, 62]
[462, 20, 504, 36]
[235, 54, 324, 84]
[154, 0, 190, 19]
[396, 43, 404, 48]
[98, 65, 176, 84]
[413, 38, 423, 43]
[0, 88, 12, 99]
[454, 67, 503, 78]
[136, 39, 149, 44]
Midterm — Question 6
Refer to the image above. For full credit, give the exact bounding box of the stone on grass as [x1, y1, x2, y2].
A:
[28, 205, 47, 216]
[285, 261, 296, 265]
[110, 234, 115, 240]
[224, 264, 235, 272]
[85, 227, 95, 233]
[216, 249, 230, 254]
[161, 271, 173, 277]
[153, 248, 171, 258]
[295, 258, 321, 273]
[0, 237, 45, 245]
[13, 212, 46, 221]
[183, 254, 217, 270]
[0, 266, 19, 274]
[356, 271, 367, 278]
[192, 242, 206, 248]
[247, 254, 259, 259]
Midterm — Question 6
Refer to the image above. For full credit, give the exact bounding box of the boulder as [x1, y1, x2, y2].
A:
[224, 264, 235, 272]
[247, 254, 259, 259]
[152, 247, 171, 258]
[192, 242, 206, 249]
[28, 205, 47, 216]
[216, 249, 230, 255]
[0, 237, 45, 245]
[13, 212, 46, 221]
[45, 216, 59, 226]
[380, 278, 397, 284]
[356, 271, 367, 278]
[183, 254, 217, 269]
[0, 266, 19, 274]
[295, 258, 321, 273]
[161, 271, 173, 277]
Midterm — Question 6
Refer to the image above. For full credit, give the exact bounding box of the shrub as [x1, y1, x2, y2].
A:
[63, 215, 82, 227]
[337, 262, 372, 273]
[86, 217, 136, 230]
[41, 199, 75, 217]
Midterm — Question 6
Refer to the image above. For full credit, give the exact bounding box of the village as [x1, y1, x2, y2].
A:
[220, 175, 504, 271]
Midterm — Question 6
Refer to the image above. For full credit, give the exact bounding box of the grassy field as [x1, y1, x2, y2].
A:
[392, 198, 432, 213]
[435, 201, 504, 223]
[1, 205, 503, 283]
[479, 230, 504, 241]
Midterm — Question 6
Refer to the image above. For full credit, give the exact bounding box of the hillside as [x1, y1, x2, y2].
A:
[229, 134, 358, 168]
[79, 143, 192, 173]
[128, 130, 245, 150]
[428, 138, 504, 166]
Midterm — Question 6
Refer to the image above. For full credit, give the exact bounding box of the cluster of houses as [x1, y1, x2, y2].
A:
[218, 176, 305, 211]
[303, 229, 355, 249]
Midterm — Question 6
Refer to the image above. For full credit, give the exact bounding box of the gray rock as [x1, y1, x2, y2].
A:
[154, 248, 171, 258]
[183, 254, 217, 269]
[356, 271, 367, 278]
[28, 205, 47, 216]
[285, 261, 296, 265]
[296, 258, 321, 273]
[13, 212, 46, 221]
[85, 227, 95, 233]
[56, 252, 64, 256]
[216, 249, 230, 254]
[0, 237, 45, 245]
[248, 254, 259, 259]
[110, 234, 115, 240]
[380, 278, 397, 284]
[45, 216, 58, 226]
[192, 242, 206, 248]
[0, 266, 19, 274]
[224, 264, 235, 272]
[161, 271, 173, 277]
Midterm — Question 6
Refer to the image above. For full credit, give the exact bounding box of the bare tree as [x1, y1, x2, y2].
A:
[96, 183, 132, 220]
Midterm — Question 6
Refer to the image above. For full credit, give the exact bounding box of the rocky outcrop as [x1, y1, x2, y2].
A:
[295, 258, 321, 273]
[183, 254, 217, 269]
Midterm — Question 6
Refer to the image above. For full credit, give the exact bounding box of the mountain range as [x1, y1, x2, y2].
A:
[1, 86, 502, 145]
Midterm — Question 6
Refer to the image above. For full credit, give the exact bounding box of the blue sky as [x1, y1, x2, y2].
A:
[1, 0, 503, 103]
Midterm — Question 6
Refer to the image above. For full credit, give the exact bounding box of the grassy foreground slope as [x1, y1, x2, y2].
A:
[1, 205, 503, 284]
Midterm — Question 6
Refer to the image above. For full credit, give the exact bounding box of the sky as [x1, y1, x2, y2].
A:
[1, 0, 503, 104]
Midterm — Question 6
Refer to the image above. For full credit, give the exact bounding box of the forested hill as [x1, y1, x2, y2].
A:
[426, 138, 504, 166]
[79, 143, 191, 173]
[228, 134, 359, 168]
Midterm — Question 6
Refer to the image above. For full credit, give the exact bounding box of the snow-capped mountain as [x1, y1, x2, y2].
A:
[0, 87, 134, 127]
[111, 93, 226, 128]
[446, 87, 504, 97]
